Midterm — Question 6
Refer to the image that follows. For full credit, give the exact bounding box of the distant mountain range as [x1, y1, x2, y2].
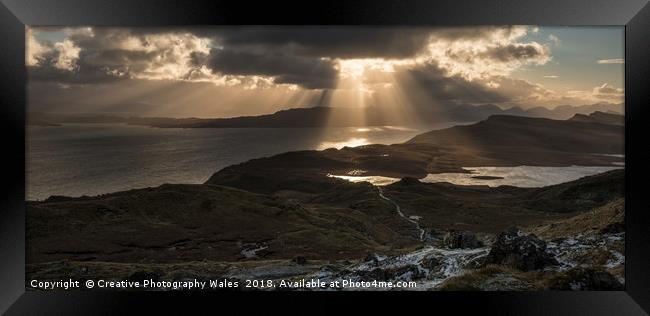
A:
[440, 103, 623, 122]
[28, 103, 624, 128]
[568, 111, 624, 126]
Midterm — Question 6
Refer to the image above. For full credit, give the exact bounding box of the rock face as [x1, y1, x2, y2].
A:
[443, 231, 483, 249]
[485, 228, 556, 271]
[546, 267, 623, 290]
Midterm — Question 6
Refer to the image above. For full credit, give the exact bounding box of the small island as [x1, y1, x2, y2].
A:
[470, 175, 505, 180]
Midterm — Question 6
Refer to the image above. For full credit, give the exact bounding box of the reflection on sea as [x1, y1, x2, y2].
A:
[317, 138, 370, 150]
[28, 124, 428, 199]
[328, 164, 624, 188]
[421, 165, 623, 187]
[327, 174, 401, 186]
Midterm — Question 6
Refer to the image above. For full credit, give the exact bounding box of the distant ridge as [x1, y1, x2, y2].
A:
[407, 114, 623, 155]
[28, 103, 624, 128]
[568, 111, 624, 126]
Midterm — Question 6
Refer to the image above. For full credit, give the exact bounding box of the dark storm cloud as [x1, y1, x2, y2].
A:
[27, 26, 551, 93]
[28, 47, 126, 84]
[67, 26, 434, 59]
[428, 26, 526, 40]
[200, 49, 338, 89]
[209, 27, 433, 59]
[82, 49, 157, 69]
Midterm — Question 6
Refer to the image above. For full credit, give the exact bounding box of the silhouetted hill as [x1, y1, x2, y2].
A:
[127, 107, 337, 128]
[526, 103, 623, 120]
[407, 114, 623, 155]
[568, 111, 624, 126]
[124, 103, 625, 128]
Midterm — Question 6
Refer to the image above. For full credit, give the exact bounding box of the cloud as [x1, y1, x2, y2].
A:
[565, 83, 624, 104]
[26, 30, 80, 71]
[479, 42, 550, 63]
[548, 34, 561, 46]
[28, 28, 218, 85]
[51, 40, 81, 71]
[210, 27, 434, 59]
[597, 58, 624, 64]
[403, 63, 509, 105]
[543, 75, 559, 79]
[26, 29, 51, 66]
[200, 49, 338, 89]
[593, 83, 624, 99]
[422, 26, 552, 80]
[28, 26, 553, 91]
[27, 26, 573, 107]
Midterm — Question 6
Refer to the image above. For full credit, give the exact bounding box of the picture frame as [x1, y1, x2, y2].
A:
[1, 0, 649, 314]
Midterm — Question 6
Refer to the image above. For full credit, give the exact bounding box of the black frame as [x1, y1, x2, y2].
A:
[1, 0, 649, 314]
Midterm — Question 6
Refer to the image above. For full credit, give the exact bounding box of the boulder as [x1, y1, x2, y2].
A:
[420, 255, 441, 270]
[485, 227, 556, 271]
[443, 230, 483, 249]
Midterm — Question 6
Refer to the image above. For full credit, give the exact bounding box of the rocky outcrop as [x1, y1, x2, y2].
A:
[568, 111, 624, 126]
[545, 267, 623, 290]
[485, 228, 556, 271]
[443, 230, 483, 249]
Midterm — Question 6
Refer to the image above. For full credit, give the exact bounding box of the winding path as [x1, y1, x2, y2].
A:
[376, 186, 426, 241]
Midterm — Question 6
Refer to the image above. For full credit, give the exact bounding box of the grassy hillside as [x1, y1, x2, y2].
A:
[381, 169, 623, 234]
[27, 183, 418, 264]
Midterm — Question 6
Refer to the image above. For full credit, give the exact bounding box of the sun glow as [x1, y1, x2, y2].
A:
[317, 137, 370, 150]
[338, 59, 397, 78]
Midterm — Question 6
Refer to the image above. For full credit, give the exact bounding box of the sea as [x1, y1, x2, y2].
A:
[27, 122, 624, 200]
[27, 123, 439, 200]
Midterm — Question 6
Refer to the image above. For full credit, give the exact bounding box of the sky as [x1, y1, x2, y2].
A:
[26, 26, 624, 118]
